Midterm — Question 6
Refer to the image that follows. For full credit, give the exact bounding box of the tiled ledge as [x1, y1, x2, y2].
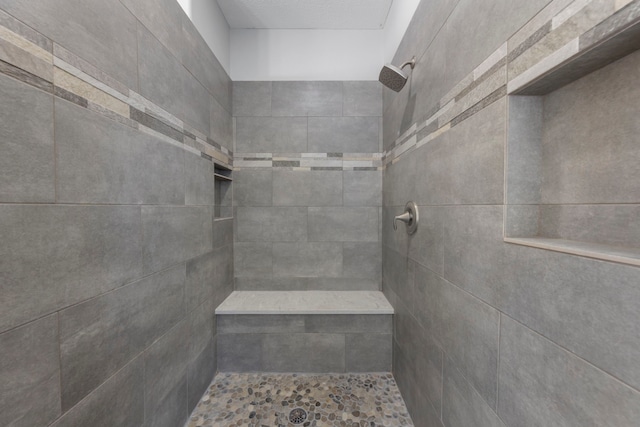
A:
[215, 291, 394, 315]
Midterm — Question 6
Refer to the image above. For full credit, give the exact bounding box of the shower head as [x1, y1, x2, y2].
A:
[379, 57, 416, 92]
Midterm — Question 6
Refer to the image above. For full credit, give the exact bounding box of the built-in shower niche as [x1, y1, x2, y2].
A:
[505, 40, 640, 266]
[214, 164, 233, 219]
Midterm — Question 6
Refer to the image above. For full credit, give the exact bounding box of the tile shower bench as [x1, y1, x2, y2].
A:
[216, 291, 393, 373]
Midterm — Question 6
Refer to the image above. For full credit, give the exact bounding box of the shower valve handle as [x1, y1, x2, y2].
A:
[393, 202, 419, 235]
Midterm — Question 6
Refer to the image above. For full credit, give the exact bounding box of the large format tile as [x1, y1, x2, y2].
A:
[498, 316, 640, 427]
[443, 358, 505, 427]
[217, 333, 262, 372]
[271, 81, 342, 116]
[272, 170, 342, 206]
[143, 321, 189, 427]
[183, 69, 212, 136]
[50, 358, 144, 427]
[343, 171, 382, 207]
[235, 116, 307, 153]
[56, 99, 185, 204]
[308, 117, 379, 153]
[236, 207, 307, 242]
[181, 13, 231, 111]
[217, 315, 305, 334]
[137, 23, 185, 121]
[210, 95, 233, 150]
[0, 0, 138, 88]
[188, 299, 215, 362]
[413, 265, 500, 407]
[343, 242, 381, 280]
[343, 81, 382, 117]
[185, 153, 215, 206]
[0, 73, 54, 203]
[185, 251, 215, 311]
[262, 333, 346, 372]
[59, 265, 185, 410]
[234, 242, 272, 278]
[273, 243, 343, 277]
[233, 169, 273, 207]
[0, 315, 60, 427]
[0, 205, 142, 333]
[187, 339, 215, 412]
[142, 206, 213, 273]
[233, 81, 271, 116]
[308, 207, 379, 242]
[345, 334, 392, 371]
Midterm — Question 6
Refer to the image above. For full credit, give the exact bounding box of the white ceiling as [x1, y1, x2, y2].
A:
[217, 0, 394, 29]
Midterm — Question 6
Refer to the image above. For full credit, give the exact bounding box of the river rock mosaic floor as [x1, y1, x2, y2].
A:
[186, 373, 414, 427]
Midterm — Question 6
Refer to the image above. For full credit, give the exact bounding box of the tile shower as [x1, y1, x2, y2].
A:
[0, 1, 639, 427]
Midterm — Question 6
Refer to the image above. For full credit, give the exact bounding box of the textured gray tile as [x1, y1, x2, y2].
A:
[272, 170, 342, 207]
[443, 357, 505, 427]
[346, 334, 392, 372]
[186, 251, 215, 312]
[381, 246, 410, 304]
[308, 117, 379, 153]
[235, 116, 307, 153]
[217, 333, 263, 372]
[262, 334, 345, 372]
[56, 99, 185, 204]
[308, 207, 379, 242]
[413, 264, 500, 407]
[0, 0, 138, 89]
[272, 81, 342, 116]
[394, 299, 444, 413]
[394, 341, 444, 427]
[188, 299, 215, 362]
[137, 23, 185, 121]
[143, 321, 189, 427]
[213, 218, 234, 248]
[50, 358, 144, 427]
[233, 81, 271, 116]
[142, 206, 213, 273]
[0, 205, 142, 333]
[218, 315, 305, 334]
[343, 171, 382, 207]
[498, 316, 640, 427]
[143, 377, 187, 427]
[273, 242, 342, 277]
[185, 153, 215, 206]
[188, 338, 215, 412]
[59, 265, 185, 410]
[234, 242, 272, 278]
[0, 315, 60, 427]
[506, 95, 543, 204]
[303, 277, 380, 291]
[541, 49, 640, 204]
[0, 73, 53, 203]
[210, 95, 233, 150]
[381, 206, 408, 257]
[212, 246, 234, 303]
[305, 315, 392, 334]
[407, 206, 445, 276]
[120, 0, 184, 60]
[343, 242, 381, 280]
[234, 169, 273, 207]
[236, 207, 307, 242]
[182, 70, 212, 136]
[343, 81, 382, 116]
[181, 13, 231, 111]
[538, 204, 640, 247]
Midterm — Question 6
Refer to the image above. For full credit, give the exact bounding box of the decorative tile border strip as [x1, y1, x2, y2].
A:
[381, 0, 637, 167]
[234, 153, 383, 171]
[0, 9, 233, 169]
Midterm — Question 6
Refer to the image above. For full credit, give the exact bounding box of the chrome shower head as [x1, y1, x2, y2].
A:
[379, 57, 416, 92]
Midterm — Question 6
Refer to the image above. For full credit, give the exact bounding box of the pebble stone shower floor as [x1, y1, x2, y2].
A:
[185, 373, 414, 427]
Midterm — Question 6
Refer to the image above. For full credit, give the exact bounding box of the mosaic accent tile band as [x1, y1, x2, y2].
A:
[0, 8, 233, 169]
[382, 0, 639, 167]
[186, 372, 414, 427]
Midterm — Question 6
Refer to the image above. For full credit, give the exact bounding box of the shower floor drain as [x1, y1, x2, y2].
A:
[289, 408, 308, 424]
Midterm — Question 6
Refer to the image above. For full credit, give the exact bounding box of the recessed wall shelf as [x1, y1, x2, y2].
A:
[214, 163, 232, 219]
[505, 14, 640, 267]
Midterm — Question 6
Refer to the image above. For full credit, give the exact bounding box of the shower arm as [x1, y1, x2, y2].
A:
[399, 57, 416, 70]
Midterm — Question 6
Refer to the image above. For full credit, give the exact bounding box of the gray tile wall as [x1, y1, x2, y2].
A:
[384, 1, 640, 426]
[0, 1, 233, 426]
[233, 81, 383, 291]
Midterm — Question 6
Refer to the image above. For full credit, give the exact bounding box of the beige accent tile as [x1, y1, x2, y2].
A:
[509, 0, 575, 53]
[0, 25, 51, 63]
[552, 0, 593, 29]
[0, 37, 52, 81]
[54, 67, 129, 117]
[615, 0, 634, 9]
